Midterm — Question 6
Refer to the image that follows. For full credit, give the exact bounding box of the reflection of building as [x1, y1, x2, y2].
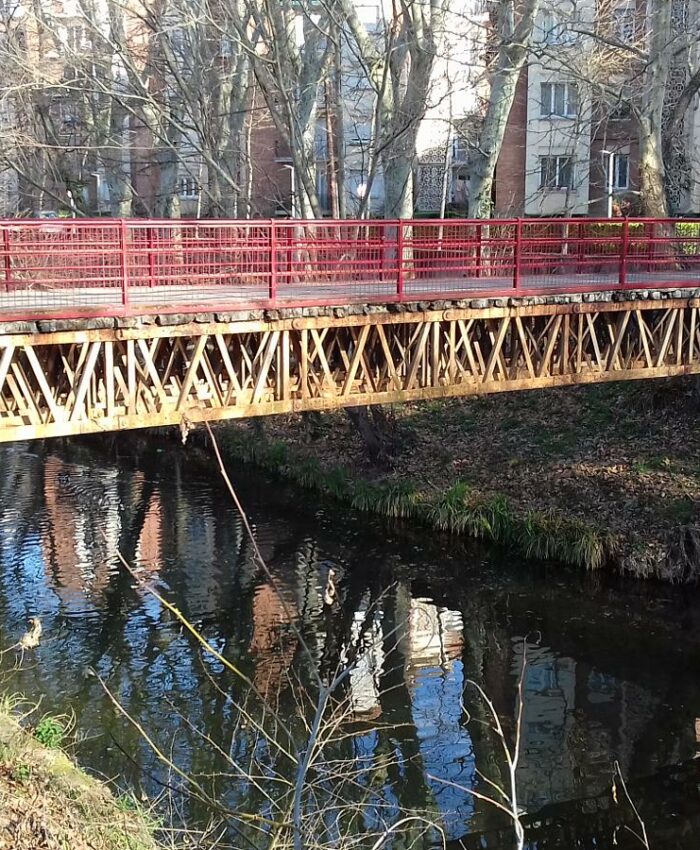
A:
[512, 639, 662, 813]
[136, 493, 163, 573]
[41, 455, 121, 611]
[405, 598, 474, 841]
[346, 596, 385, 719]
[406, 599, 463, 672]
[250, 581, 299, 698]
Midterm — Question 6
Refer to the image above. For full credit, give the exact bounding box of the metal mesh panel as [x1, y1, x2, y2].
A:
[1, 217, 699, 320]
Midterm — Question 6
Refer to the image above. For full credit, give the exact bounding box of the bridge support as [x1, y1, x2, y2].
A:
[1, 296, 700, 442]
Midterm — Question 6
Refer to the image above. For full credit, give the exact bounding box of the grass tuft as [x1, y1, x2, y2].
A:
[374, 481, 421, 519]
[220, 428, 619, 573]
[427, 484, 514, 542]
[517, 510, 614, 571]
[33, 715, 66, 749]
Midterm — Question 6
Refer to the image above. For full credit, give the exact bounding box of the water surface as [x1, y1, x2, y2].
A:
[0, 436, 699, 847]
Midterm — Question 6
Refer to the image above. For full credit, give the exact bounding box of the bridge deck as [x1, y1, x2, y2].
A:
[2, 271, 700, 321]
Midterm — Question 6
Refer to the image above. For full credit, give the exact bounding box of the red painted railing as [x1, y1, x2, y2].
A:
[0, 217, 699, 321]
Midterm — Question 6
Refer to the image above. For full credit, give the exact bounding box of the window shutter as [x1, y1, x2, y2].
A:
[554, 84, 566, 117]
[568, 84, 579, 117]
[540, 83, 551, 116]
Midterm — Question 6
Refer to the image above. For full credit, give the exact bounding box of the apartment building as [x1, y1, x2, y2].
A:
[3, 0, 699, 219]
[249, 0, 486, 218]
[418, 0, 700, 218]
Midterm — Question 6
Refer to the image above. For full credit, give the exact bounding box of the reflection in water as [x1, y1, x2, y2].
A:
[0, 438, 700, 848]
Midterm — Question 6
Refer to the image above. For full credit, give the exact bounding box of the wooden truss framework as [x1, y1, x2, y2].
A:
[1, 299, 700, 442]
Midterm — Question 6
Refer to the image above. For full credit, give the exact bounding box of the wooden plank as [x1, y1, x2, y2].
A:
[676, 307, 685, 366]
[341, 325, 370, 396]
[484, 318, 509, 382]
[606, 311, 631, 372]
[0, 345, 15, 397]
[280, 330, 290, 401]
[300, 329, 309, 400]
[656, 310, 677, 367]
[22, 345, 62, 423]
[251, 331, 280, 404]
[514, 316, 535, 378]
[689, 308, 698, 364]
[431, 322, 440, 387]
[176, 334, 208, 412]
[127, 340, 136, 415]
[375, 324, 401, 390]
[69, 341, 102, 422]
[585, 314, 604, 371]
[403, 323, 431, 390]
[636, 310, 653, 369]
[104, 340, 115, 419]
[536, 315, 563, 378]
[9, 362, 43, 425]
[214, 334, 243, 404]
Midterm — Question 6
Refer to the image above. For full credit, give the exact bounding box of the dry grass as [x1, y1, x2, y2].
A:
[0, 708, 158, 850]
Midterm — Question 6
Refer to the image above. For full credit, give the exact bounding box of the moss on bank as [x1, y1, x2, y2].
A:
[0, 702, 159, 850]
[215, 381, 700, 581]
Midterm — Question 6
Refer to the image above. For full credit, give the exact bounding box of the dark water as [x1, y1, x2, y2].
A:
[1, 436, 699, 848]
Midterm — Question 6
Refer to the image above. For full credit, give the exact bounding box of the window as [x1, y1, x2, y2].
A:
[540, 82, 579, 118]
[612, 153, 629, 190]
[539, 11, 575, 45]
[314, 124, 328, 160]
[452, 136, 469, 162]
[539, 156, 574, 190]
[179, 177, 199, 199]
[316, 171, 330, 212]
[613, 3, 635, 43]
[348, 123, 372, 147]
[609, 100, 631, 120]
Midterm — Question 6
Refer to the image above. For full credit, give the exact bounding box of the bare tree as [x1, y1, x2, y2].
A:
[333, 0, 450, 219]
[467, 0, 541, 219]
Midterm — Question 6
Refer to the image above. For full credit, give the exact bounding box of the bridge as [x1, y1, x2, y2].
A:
[0, 216, 699, 442]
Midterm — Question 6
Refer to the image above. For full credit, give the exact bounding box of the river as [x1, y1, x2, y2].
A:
[0, 435, 699, 848]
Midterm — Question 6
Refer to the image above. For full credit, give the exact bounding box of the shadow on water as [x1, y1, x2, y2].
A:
[0, 433, 699, 848]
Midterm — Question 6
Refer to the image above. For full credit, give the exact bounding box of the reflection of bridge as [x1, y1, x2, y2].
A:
[1, 216, 700, 442]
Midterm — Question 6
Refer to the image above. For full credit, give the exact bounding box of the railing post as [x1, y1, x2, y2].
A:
[2, 227, 12, 293]
[513, 218, 522, 291]
[269, 219, 278, 302]
[147, 225, 155, 288]
[475, 223, 482, 279]
[619, 217, 629, 288]
[576, 221, 584, 276]
[397, 221, 404, 298]
[119, 219, 130, 309]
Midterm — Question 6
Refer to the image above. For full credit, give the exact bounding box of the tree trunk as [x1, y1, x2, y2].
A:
[346, 406, 390, 464]
[468, 0, 541, 219]
[382, 153, 414, 219]
[638, 117, 670, 218]
[636, 0, 672, 218]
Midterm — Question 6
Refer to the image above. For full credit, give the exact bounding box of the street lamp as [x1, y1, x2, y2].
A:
[601, 149, 615, 219]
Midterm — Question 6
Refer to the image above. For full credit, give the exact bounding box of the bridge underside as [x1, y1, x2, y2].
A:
[1, 294, 699, 442]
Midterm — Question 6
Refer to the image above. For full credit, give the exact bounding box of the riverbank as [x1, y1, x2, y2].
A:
[217, 379, 700, 582]
[0, 702, 159, 850]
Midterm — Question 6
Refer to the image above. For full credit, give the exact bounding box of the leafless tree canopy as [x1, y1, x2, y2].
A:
[1, 0, 699, 220]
